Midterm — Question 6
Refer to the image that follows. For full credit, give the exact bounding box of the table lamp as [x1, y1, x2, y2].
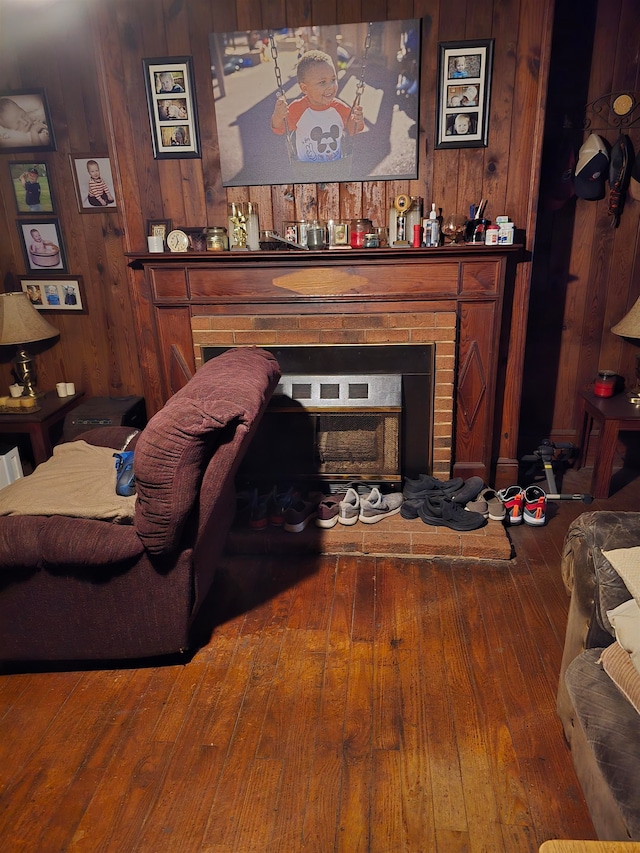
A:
[611, 295, 640, 404]
[0, 292, 59, 398]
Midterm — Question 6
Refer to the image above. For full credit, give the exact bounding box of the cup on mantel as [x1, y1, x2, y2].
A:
[56, 382, 68, 398]
[147, 236, 164, 253]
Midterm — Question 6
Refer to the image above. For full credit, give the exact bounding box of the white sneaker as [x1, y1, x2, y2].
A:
[358, 487, 404, 524]
[338, 488, 360, 525]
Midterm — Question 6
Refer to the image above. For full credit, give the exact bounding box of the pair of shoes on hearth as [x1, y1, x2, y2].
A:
[284, 491, 324, 533]
[416, 493, 487, 531]
[332, 486, 404, 526]
[401, 475, 486, 522]
[497, 485, 547, 526]
[245, 485, 299, 530]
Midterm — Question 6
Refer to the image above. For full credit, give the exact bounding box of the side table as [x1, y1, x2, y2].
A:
[576, 388, 640, 498]
[0, 390, 84, 467]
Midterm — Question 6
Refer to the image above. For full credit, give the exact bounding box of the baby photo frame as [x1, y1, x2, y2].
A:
[143, 56, 201, 159]
[19, 276, 85, 312]
[18, 218, 67, 273]
[70, 154, 117, 213]
[435, 39, 494, 149]
[8, 162, 55, 214]
[0, 88, 56, 153]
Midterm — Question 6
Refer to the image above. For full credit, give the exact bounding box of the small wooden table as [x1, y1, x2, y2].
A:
[0, 390, 83, 466]
[576, 388, 640, 498]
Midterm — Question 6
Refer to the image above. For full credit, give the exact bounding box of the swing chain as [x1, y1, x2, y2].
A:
[353, 22, 373, 107]
[269, 31, 285, 96]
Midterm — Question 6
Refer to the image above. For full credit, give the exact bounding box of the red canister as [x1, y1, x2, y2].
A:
[594, 370, 616, 397]
[350, 218, 372, 248]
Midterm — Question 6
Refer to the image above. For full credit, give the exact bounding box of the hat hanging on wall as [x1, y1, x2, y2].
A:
[608, 133, 634, 227]
[573, 133, 609, 200]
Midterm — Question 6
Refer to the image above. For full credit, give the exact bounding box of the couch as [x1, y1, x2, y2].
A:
[0, 347, 280, 665]
[557, 510, 640, 841]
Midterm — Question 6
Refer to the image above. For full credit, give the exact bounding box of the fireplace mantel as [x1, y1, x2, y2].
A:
[127, 245, 522, 484]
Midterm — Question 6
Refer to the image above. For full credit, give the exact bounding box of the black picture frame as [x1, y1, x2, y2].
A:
[19, 275, 86, 313]
[435, 39, 494, 149]
[8, 161, 55, 215]
[147, 218, 172, 239]
[142, 56, 201, 159]
[18, 218, 67, 273]
[0, 88, 56, 153]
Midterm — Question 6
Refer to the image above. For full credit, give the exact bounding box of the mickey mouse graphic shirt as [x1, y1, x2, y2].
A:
[279, 96, 354, 162]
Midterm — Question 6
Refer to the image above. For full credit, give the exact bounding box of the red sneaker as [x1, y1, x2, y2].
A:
[523, 485, 547, 526]
[497, 485, 524, 524]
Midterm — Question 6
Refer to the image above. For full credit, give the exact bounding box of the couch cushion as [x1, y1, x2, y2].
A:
[133, 347, 278, 554]
[600, 641, 640, 715]
[0, 441, 136, 523]
[565, 648, 640, 839]
[603, 546, 640, 606]
[607, 597, 640, 674]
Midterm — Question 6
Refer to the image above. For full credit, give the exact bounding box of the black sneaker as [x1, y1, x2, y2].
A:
[450, 476, 485, 504]
[417, 495, 486, 530]
[403, 475, 464, 497]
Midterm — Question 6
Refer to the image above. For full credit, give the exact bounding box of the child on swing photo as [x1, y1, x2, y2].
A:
[270, 50, 364, 163]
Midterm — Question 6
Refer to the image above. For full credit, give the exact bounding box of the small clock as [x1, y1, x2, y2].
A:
[166, 229, 189, 252]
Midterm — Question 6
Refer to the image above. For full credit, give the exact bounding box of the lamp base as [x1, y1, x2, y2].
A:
[13, 348, 45, 399]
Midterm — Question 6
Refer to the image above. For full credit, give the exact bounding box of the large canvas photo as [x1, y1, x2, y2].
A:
[209, 20, 420, 186]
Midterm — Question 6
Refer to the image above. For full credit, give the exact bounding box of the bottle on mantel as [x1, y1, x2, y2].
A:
[428, 203, 440, 247]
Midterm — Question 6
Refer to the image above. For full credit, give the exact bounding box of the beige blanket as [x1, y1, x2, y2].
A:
[0, 441, 136, 523]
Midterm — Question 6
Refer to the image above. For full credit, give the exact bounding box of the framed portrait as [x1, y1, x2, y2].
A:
[70, 154, 117, 213]
[435, 39, 494, 149]
[18, 218, 67, 273]
[8, 161, 55, 214]
[147, 218, 172, 240]
[19, 276, 86, 312]
[0, 88, 55, 154]
[142, 56, 201, 159]
[208, 20, 420, 186]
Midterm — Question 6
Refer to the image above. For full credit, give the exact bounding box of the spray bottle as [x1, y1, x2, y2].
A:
[428, 203, 440, 247]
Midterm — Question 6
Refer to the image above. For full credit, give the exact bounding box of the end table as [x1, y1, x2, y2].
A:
[0, 390, 84, 467]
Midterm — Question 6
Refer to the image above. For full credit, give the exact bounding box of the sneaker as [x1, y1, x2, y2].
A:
[450, 476, 485, 504]
[497, 485, 524, 525]
[338, 488, 360, 526]
[417, 495, 486, 530]
[478, 487, 506, 521]
[464, 498, 489, 518]
[523, 485, 547, 526]
[249, 487, 270, 530]
[315, 493, 346, 529]
[400, 497, 423, 520]
[268, 485, 298, 526]
[358, 487, 404, 524]
[403, 474, 464, 497]
[284, 493, 322, 533]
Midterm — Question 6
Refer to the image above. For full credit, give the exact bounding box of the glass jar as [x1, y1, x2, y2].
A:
[594, 370, 616, 397]
[350, 218, 373, 248]
[206, 227, 229, 251]
[306, 220, 327, 249]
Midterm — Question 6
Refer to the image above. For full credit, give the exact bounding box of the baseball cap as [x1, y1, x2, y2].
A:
[574, 133, 609, 200]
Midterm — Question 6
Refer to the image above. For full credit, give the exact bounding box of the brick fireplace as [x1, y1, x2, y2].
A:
[192, 310, 456, 481]
[127, 244, 519, 485]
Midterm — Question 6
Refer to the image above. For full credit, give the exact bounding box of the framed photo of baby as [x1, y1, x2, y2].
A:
[18, 218, 67, 273]
[70, 154, 117, 213]
[0, 89, 56, 153]
[142, 56, 201, 159]
[435, 39, 494, 149]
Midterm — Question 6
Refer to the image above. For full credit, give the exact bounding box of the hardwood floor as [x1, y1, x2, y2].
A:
[1, 465, 639, 852]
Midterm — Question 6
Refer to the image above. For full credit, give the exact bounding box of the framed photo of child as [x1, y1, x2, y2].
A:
[208, 20, 420, 186]
[17, 218, 67, 273]
[19, 276, 86, 313]
[8, 162, 55, 214]
[142, 56, 201, 159]
[0, 89, 56, 153]
[435, 39, 494, 149]
[69, 154, 117, 213]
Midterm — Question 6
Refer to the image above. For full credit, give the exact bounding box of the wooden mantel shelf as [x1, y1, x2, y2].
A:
[127, 243, 523, 269]
[126, 244, 524, 484]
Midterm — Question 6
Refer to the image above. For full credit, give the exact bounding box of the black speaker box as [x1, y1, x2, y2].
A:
[63, 396, 147, 442]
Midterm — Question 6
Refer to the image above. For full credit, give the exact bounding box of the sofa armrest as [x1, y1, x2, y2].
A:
[73, 426, 140, 450]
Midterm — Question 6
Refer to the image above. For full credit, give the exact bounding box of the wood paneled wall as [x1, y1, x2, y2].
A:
[2, 0, 638, 468]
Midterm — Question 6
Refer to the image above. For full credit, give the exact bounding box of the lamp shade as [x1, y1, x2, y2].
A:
[611, 296, 640, 338]
[0, 292, 59, 346]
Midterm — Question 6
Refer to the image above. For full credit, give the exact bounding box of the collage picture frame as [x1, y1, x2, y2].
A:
[19, 276, 85, 312]
[142, 56, 201, 159]
[435, 39, 494, 149]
